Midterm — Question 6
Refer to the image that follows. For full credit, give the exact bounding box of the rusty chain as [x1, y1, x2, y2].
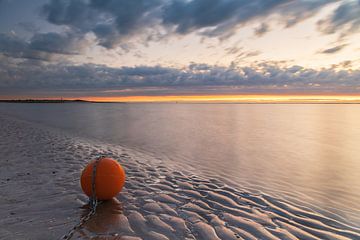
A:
[60, 156, 103, 240]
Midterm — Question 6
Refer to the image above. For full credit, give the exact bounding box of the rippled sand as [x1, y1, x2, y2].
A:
[0, 115, 359, 240]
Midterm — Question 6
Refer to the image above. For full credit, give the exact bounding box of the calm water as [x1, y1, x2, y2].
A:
[1, 103, 360, 223]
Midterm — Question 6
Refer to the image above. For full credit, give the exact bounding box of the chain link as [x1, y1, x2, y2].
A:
[60, 156, 103, 240]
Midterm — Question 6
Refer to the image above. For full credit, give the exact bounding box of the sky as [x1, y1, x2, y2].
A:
[0, 0, 360, 102]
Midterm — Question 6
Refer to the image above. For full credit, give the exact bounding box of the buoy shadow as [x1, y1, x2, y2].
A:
[77, 198, 125, 238]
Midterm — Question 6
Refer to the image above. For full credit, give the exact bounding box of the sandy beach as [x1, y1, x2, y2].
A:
[1, 114, 360, 240]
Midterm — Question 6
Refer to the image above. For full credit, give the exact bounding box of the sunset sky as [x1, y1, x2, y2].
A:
[0, 0, 360, 102]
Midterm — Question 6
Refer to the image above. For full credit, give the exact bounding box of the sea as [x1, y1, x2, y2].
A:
[1, 102, 359, 226]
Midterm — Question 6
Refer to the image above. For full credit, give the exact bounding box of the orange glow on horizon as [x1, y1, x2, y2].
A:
[3, 94, 360, 103]
[79, 94, 360, 103]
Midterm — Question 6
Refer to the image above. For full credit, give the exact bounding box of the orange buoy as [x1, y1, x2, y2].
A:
[80, 157, 126, 200]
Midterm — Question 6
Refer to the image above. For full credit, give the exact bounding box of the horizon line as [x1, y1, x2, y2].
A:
[2, 94, 360, 103]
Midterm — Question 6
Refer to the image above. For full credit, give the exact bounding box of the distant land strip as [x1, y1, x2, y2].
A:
[0, 99, 90, 103]
[1, 98, 360, 104]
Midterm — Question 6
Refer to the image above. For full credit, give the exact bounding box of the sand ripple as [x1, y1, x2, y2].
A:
[0, 115, 359, 240]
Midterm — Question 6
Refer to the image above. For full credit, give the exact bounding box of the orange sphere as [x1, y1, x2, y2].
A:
[80, 157, 126, 200]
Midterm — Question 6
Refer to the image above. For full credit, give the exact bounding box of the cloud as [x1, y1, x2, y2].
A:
[93, 0, 162, 35]
[331, 60, 353, 69]
[42, 0, 96, 31]
[17, 22, 40, 33]
[1, 59, 359, 93]
[225, 46, 243, 55]
[318, 0, 360, 36]
[0, 33, 28, 59]
[0, 32, 87, 61]
[320, 44, 347, 54]
[42, 0, 163, 48]
[37, 0, 339, 50]
[162, 0, 289, 37]
[277, 0, 335, 28]
[231, 50, 262, 65]
[254, 23, 270, 37]
[29, 32, 86, 55]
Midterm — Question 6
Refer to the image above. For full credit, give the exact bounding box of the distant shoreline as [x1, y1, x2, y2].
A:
[0, 99, 92, 103]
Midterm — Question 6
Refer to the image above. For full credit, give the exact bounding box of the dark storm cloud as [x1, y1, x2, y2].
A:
[42, 0, 96, 30]
[42, 0, 162, 48]
[320, 44, 347, 54]
[90, 0, 162, 35]
[1, 59, 359, 92]
[37, 0, 340, 50]
[318, 0, 360, 35]
[162, 0, 290, 37]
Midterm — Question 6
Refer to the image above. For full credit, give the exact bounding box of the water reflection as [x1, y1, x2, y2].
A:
[1, 103, 360, 223]
[78, 198, 124, 238]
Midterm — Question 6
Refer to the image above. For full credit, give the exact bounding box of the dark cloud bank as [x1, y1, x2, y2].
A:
[0, 0, 360, 60]
[1, 0, 358, 56]
[2, 0, 359, 56]
[39, 0, 347, 48]
[1, 59, 359, 95]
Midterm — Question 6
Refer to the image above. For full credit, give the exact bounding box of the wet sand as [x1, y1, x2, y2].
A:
[1, 115, 360, 240]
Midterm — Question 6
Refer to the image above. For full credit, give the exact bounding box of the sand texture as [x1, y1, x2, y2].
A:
[0, 115, 360, 240]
